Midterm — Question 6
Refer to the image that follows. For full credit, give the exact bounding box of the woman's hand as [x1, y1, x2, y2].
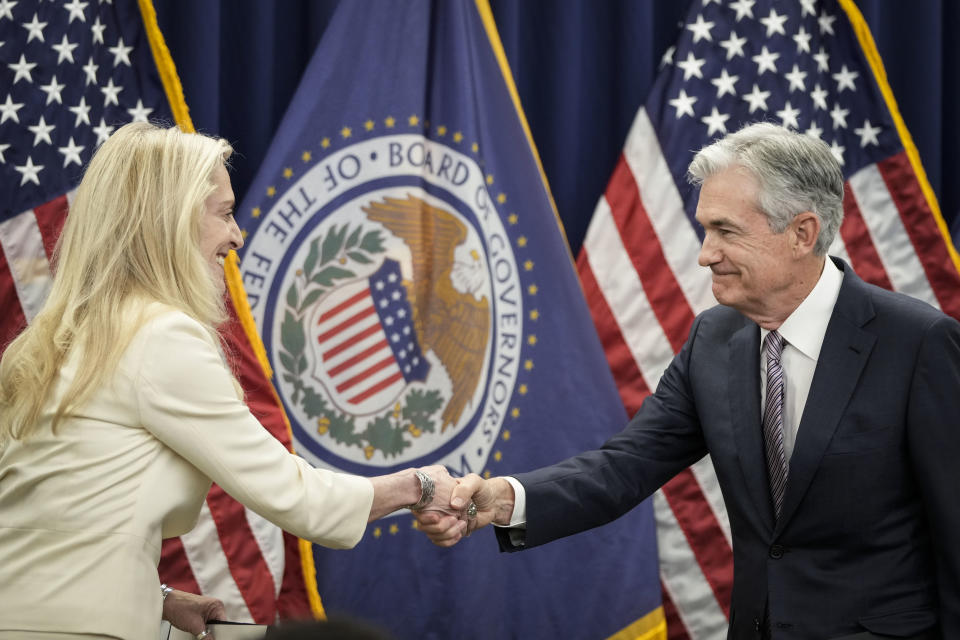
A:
[162, 588, 226, 636]
[414, 464, 462, 517]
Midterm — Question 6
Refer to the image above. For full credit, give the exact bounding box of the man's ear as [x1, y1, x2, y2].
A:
[791, 212, 821, 256]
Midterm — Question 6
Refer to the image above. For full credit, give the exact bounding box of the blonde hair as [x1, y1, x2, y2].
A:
[0, 122, 233, 441]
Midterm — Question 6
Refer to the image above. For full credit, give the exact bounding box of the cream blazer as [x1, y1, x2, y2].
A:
[0, 305, 374, 639]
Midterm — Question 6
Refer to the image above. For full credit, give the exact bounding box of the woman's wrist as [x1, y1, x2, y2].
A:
[368, 468, 431, 522]
[160, 584, 174, 621]
[406, 469, 434, 510]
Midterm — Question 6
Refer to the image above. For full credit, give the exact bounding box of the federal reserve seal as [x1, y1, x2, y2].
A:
[240, 131, 528, 479]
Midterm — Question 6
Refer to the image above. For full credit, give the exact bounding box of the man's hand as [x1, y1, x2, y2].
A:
[162, 588, 226, 636]
[414, 474, 515, 547]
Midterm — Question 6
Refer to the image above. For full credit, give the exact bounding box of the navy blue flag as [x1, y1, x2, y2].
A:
[234, 1, 663, 638]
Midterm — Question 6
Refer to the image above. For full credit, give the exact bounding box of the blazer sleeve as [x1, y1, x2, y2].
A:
[507, 314, 710, 549]
[133, 311, 374, 549]
[907, 315, 960, 634]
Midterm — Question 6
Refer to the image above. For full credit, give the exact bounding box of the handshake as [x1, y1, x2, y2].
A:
[406, 465, 516, 547]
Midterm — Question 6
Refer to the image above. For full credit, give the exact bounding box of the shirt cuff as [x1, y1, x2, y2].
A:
[497, 476, 526, 529]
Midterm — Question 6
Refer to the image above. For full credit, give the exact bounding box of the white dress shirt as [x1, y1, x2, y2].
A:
[760, 257, 843, 463]
[502, 257, 844, 531]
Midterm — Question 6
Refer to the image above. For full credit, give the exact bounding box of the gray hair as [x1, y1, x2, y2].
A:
[687, 122, 844, 256]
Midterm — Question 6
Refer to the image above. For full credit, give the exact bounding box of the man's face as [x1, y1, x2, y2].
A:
[695, 165, 797, 316]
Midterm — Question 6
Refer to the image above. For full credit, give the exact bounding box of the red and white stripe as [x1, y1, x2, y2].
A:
[173, 491, 285, 623]
[577, 108, 960, 639]
[317, 287, 404, 406]
[0, 192, 73, 343]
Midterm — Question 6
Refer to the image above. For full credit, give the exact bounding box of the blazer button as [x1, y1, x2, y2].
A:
[769, 544, 785, 559]
[753, 617, 761, 632]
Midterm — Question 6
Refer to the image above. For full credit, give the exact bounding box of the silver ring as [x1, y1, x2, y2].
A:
[197, 631, 210, 639]
[466, 502, 478, 518]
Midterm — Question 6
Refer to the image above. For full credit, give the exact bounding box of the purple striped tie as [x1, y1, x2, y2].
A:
[762, 330, 788, 518]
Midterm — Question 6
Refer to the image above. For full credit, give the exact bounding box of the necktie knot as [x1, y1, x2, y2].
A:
[764, 330, 784, 363]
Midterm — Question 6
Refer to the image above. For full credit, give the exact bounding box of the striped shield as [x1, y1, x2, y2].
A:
[309, 258, 429, 415]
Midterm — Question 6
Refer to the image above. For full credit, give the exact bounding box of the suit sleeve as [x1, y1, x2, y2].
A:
[506, 314, 709, 549]
[907, 315, 960, 634]
[134, 311, 374, 549]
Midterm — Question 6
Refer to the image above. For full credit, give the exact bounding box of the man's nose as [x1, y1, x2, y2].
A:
[698, 235, 718, 267]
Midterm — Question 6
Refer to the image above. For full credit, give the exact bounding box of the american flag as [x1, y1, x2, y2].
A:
[0, 0, 315, 626]
[315, 258, 428, 409]
[0, 0, 160, 347]
[575, 0, 960, 638]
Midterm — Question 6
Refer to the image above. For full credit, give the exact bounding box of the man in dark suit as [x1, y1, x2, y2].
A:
[415, 123, 960, 639]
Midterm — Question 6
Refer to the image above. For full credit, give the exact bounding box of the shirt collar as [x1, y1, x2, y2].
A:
[760, 257, 843, 361]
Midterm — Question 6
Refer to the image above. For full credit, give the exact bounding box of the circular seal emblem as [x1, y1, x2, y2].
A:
[241, 133, 524, 478]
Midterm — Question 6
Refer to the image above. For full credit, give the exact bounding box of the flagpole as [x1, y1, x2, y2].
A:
[838, 0, 960, 273]
[136, 0, 193, 132]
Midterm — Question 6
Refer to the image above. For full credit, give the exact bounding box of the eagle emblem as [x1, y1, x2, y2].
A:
[363, 194, 491, 431]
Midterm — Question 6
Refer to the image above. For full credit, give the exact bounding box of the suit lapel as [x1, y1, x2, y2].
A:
[774, 262, 876, 533]
[728, 321, 776, 528]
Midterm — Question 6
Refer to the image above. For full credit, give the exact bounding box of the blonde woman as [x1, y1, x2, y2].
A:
[0, 122, 462, 639]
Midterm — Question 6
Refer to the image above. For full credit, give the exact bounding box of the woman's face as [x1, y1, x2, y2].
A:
[199, 164, 242, 294]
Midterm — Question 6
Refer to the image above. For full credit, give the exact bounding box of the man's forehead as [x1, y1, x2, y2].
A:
[694, 205, 749, 232]
[695, 188, 767, 230]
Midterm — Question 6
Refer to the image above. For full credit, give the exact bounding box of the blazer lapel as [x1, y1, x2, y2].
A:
[728, 321, 776, 528]
[774, 262, 876, 533]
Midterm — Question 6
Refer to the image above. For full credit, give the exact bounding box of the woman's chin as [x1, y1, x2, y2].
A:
[208, 266, 227, 297]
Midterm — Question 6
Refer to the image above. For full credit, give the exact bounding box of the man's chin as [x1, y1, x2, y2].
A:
[711, 283, 740, 308]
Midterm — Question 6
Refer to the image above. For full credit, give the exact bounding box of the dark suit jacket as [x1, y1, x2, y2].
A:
[498, 259, 960, 639]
